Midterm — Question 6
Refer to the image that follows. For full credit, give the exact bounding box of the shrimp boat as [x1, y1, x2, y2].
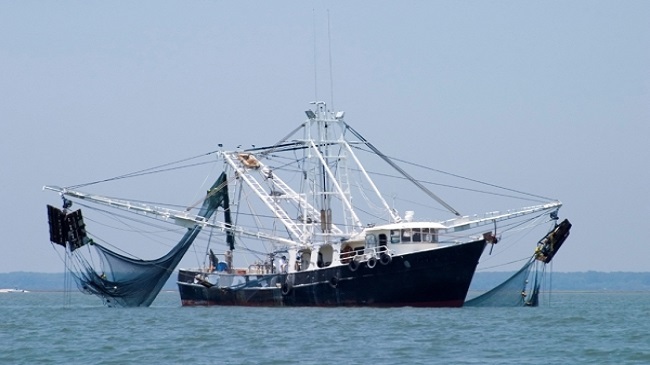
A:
[44, 101, 570, 307]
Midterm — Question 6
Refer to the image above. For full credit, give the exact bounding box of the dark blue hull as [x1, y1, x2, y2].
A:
[177, 239, 486, 308]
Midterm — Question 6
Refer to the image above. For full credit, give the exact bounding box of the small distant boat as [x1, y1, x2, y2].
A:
[44, 101, 571, 307]
[0, 288, 29, 293]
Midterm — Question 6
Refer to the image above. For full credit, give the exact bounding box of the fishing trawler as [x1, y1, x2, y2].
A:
[44, 101, 570, 307]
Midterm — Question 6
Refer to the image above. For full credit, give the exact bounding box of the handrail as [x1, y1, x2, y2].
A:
[340, 245, 391, 263]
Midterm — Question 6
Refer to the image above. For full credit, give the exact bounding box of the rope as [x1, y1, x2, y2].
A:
[475, 255, 532, 271]
[67, 151, 220, 189]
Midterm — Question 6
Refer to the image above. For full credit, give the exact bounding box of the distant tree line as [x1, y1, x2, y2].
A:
[1, 271, 650, 291]
[470, 271, 650, 291]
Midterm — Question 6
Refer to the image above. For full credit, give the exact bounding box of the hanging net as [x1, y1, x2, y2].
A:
[465, 257, 538, 307]
[465, 219, 571, 307]
[47, 172, 230, 307]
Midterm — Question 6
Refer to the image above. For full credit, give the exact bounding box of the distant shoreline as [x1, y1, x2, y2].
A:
[3, 271, 650, 292]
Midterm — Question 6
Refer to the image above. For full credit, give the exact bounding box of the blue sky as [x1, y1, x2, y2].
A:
[1, 1, 648, 273]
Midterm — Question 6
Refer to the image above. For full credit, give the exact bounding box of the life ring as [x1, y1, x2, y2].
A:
[281, 281, 292, 295]
[367, 257, 377, 269]
[329, 277, 339, 288]
[349, 259, 360, 272]
[380, 253, 392, 265]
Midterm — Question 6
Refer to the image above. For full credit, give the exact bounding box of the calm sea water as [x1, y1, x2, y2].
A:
[0, 291, 648, 364]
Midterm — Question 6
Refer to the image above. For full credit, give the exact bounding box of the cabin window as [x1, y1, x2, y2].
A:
[421, 228, 438, 243]
[412, 228, 421, 242]
[401, 229, 411, 243]
[390, 230, 400, 243]
[365, 234, 377, 246]
[431, 229, 438, 243]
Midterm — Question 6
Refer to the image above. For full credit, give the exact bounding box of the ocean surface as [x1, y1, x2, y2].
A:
[1, 291, 648, 364]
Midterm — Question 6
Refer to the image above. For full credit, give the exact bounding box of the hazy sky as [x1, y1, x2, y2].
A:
[1, 1, 648, 273]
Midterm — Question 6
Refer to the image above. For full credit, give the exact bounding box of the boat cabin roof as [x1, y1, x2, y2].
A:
[367, 221, 446, 232]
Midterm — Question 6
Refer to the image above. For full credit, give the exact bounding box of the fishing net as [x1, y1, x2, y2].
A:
[465, 219, 570, 307]
[71, 227, 206, 307]
[49, 172, 230, 307]
[465, 257, 538, 307]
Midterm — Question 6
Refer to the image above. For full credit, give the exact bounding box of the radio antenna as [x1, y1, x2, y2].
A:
[327, 10, 335, 110]
[312, 8, 318, 102]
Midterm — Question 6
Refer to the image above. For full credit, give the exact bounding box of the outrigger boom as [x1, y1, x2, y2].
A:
[42, 185, 300, 247]
[42, 185, 561, 244]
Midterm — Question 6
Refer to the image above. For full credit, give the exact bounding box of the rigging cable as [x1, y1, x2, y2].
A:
[476, 255, 532, 271]
[67, 150, 220, 189]
[344, 123, 461, 216]
[349, 145, 554, 202]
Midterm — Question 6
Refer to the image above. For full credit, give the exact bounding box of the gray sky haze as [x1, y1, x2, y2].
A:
[1, 1, 649, 273]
